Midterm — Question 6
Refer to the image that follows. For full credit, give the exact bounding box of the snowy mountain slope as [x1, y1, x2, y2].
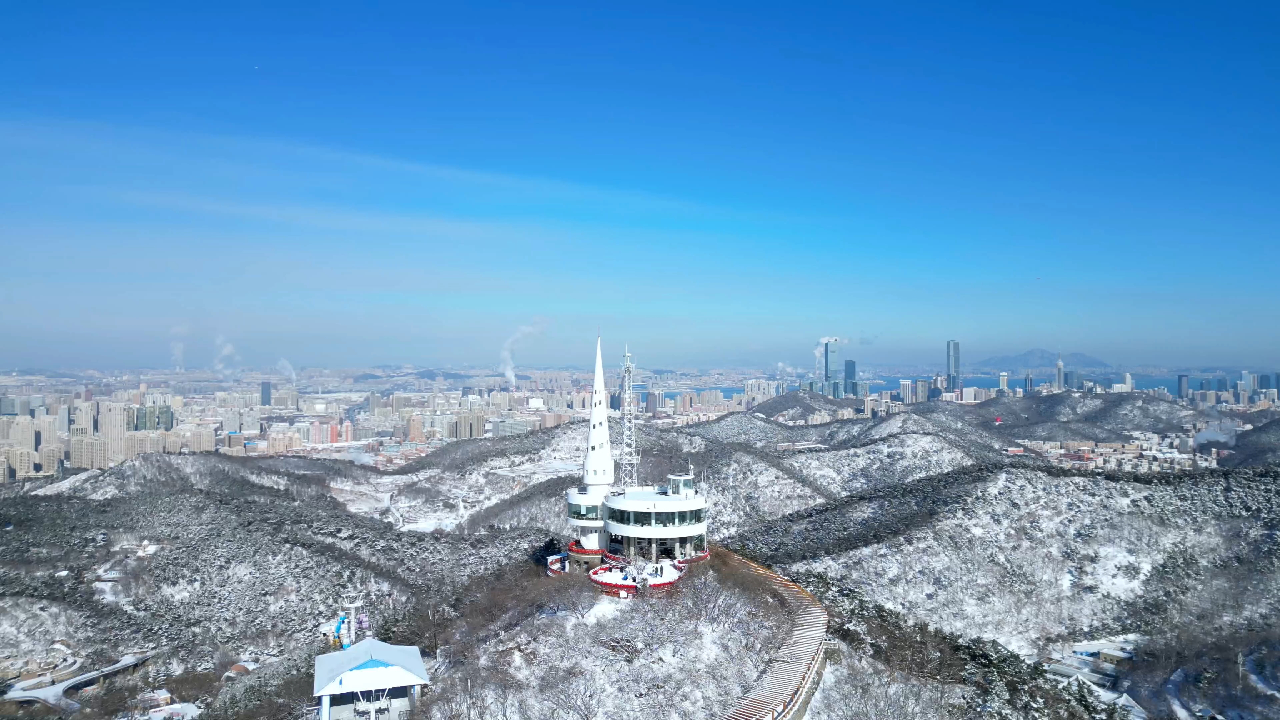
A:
[700, 449, 829, 538]
[780, 433, 973, 497]
[731, 466, 1280, 655]
[680, 411, 831, 449]
[0, 454, 548, 676]
[388, 421, 587, 531]
[447, 567, 788, 720]
[749, 391, 862, 422]
[1223, 418, 1280, 467]
[966, 392, 1207, 442]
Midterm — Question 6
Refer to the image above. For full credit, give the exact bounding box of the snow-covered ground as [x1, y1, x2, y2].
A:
[782, 433, 972, 496]
[443, 571, 788, 720]
[785, 470, 1225, 653]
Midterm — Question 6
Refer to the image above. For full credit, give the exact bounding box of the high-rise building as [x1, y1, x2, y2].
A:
[36, 415, 58, 451]
[1053, 354, 1064, 392]
[39, 444, 62, 473]
[1063, 371, 1077, 391]
[1200, 379, 1213, 392]
[6, 448, 35, 478]
[10, 417, 36, 452]
[998, 372, 1009, 391]
[1123, 373, 1133, 392]
[1216, 378, 1229, 392]
[844, 360, 857, 395]
[1259, 374, 1273, 391]
[946, 341, 960, 392]
[1177, 375, 1190, 399]
[100, 403, 128, 462]
[899, 380, 914, 404]
[1024, 372, 1034, 394]
[408, 415, 426, 443]
[260, 381, 272, 407]
[915, 379, 929, 404]
[1239, 371, 1254, 393]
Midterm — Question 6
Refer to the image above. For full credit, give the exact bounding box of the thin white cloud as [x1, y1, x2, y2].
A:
[0, 117, 717, 217]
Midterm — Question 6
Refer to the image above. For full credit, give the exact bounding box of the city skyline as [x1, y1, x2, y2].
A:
[2, 4, 1278, 369]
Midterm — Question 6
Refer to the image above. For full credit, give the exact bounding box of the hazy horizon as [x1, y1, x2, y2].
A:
[2, 4, 1277, 370]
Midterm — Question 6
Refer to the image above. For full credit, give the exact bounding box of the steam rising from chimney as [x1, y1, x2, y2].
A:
[500, 320, 546, 385]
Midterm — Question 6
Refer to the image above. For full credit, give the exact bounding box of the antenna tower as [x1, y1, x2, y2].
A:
[618, 347, 639, 486]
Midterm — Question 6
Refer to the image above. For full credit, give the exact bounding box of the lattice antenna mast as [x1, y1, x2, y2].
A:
[618, 346, 640, 486]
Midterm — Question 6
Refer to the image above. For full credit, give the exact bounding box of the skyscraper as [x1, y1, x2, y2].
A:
[100, 402, 128, 462]
[1063, 371, 1077, 391]
[823, 340, 837, 383]
[946, 340, 960, 392]
[998, 372, 1008, 391]
[260, 381, 272, 407]
[1177, 375, 1190, 399]
[1024, 372, 1034, 394]
[844, 360, 856, 395]
[1054, 353, 1064, 392]
[899, 380, 914, 404]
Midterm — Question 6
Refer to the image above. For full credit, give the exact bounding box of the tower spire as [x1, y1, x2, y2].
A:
[582, 337, 613, 487]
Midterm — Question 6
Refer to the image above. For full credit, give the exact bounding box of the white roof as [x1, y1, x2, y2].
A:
[312, 638, 429, 696]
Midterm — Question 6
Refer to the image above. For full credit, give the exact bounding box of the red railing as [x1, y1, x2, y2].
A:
[587, 563, 684, 594]
[567, 540, 604, 556]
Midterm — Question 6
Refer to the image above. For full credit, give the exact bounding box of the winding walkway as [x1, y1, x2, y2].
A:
[719, 551, 830, 720]
[3, 652, 154, 713]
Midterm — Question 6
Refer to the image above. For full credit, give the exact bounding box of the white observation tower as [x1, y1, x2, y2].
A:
[558, 336, 710, 587]
[564, 337, 613, 564]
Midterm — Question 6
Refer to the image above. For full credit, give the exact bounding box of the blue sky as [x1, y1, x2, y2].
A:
[1, 2, 1277, 371]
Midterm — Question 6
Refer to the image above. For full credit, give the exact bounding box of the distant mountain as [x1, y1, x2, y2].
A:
[973, 349, 1110, 370]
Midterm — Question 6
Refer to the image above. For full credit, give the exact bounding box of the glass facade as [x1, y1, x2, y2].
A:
[567, 503, 600, 521]
[607, 506, 705, 526]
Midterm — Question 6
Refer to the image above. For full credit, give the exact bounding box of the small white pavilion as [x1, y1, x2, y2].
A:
[312, 638, 430, 720]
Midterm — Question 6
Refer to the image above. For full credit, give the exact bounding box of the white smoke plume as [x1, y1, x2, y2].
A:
[213, 335, 240, 375]
[169, 324, 188, 371]
[276, 358, 297, 384]
[500, 320, 546, 385]
[812, 336, 841, 360]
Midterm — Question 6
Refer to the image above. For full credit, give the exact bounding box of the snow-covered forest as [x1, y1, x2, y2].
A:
[2, 391, 1278, 719]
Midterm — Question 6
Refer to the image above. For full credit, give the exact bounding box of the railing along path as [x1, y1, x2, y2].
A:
[719, 551, 830, 720]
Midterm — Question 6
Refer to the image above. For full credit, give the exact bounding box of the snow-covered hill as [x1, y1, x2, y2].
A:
[1224, 418, 1280, 467]
[731, 464, 1280, 654]
[0, 454, 547, 678]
